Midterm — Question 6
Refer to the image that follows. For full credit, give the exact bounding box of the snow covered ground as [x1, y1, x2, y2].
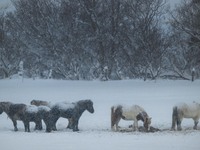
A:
[0, 79, 200, 150]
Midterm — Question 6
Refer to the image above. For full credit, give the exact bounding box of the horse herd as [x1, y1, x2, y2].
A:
[0, 99, 94, 132]
[0, 99, 200, 133]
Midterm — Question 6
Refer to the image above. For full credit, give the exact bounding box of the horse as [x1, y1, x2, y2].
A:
[111, 104, 152, 132]
[0, 101, 50, 132]
[24, 105, 51, 132]
[171, 101, 200, 131]
[0, 101, 26, 131]
[30, 99, 73, 129]
[46, 99, 94, 132]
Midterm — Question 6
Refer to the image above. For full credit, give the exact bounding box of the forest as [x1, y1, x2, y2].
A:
[0, 0, 200, 80]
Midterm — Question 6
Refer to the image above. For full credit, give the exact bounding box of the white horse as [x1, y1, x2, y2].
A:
[111, 104, 151, 131]
[171, 101, 200, 131]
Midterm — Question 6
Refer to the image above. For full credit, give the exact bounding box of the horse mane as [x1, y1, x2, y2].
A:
[136, 111, 148, 122]
[77, 99, 92, 105]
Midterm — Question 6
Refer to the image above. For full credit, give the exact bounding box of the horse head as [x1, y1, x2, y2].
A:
[85, 100, 94, 113]
[30, 100, 37, 105]
[31, 100, 49, 107]
[137, 111, 151, 131]
[144, 117, 152, 131]
[0, 102, 12, 113]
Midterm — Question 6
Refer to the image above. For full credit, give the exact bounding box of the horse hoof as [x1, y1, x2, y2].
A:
[170, 128, 175, 131]
[73, 129, 79, 132]
[46, 129, 52, 133]
[177, 128, 182, 131]
[67, 126, 73, 129]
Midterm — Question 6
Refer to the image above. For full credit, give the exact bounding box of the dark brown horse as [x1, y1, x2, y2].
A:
[0, 102, 26, 131]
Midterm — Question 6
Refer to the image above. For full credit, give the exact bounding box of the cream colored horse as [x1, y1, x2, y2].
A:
[111, 104, 151, 131]
[171, 101, 200, 131]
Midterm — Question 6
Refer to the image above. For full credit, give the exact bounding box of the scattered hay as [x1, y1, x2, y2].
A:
[113, 125, 200, 133]
[139, 126, 161, 133]
[117, 125, 161, 133]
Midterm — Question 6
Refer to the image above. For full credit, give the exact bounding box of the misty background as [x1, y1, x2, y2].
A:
[0, 0, 199, 80]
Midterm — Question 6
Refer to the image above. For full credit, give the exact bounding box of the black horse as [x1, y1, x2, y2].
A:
[24, 105, 51, 132]
[30, 99, 73, 129]
[46, 99, 94, 132]
[0, 101, 50, 132]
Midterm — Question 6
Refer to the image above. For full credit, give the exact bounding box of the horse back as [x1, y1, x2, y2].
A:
[122, 105, 145, 120]
[8, 104, 26, 119]
[176, 102, 200, 118]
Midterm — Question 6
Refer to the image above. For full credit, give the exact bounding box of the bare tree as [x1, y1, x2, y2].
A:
[0, 0, 174, 80]
[169, 0, 200, 79]
[118, 0, 169, 80]
[0, 7, 24, 78]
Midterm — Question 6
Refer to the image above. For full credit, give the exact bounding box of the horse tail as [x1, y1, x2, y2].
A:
[111, 105, 123, 131]
[171, 106, 178, 130]
[111, 106, 115, 129]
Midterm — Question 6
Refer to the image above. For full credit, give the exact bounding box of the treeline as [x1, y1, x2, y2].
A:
[0, 0, 200, 80]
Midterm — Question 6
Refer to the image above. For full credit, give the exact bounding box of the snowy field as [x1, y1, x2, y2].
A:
[0, 79, 200, 150]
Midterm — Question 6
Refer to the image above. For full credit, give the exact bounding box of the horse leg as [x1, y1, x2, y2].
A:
[23, 121, 30, 132]
[72, 122, 78, 132]
[52, 116, 59, 131]
[23, 122, 27, 132]
[43, 119, 50, 132]
[171, 107, 178, 130]
[177, 116, 183, 131]
[72, 118, 79, 132]
[171, 118, 176, 131]
[52, 122, 57, 131]
[193, 119, 199, 130]
[48, 115, 58, 131]
[67, 118, 73, 129]
[133, 120, 138, 131]
[43, 115, 52, 132]
[12, 119, 18, 131]
[35, 120, 43, 130]
[115, 117, 121, 131]
[45, 121, 52, 133]
[35, 122, 39, 130]
[38, 120, 43, 130]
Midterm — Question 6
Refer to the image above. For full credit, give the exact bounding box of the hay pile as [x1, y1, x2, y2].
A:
[117, 125, 161, 133]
